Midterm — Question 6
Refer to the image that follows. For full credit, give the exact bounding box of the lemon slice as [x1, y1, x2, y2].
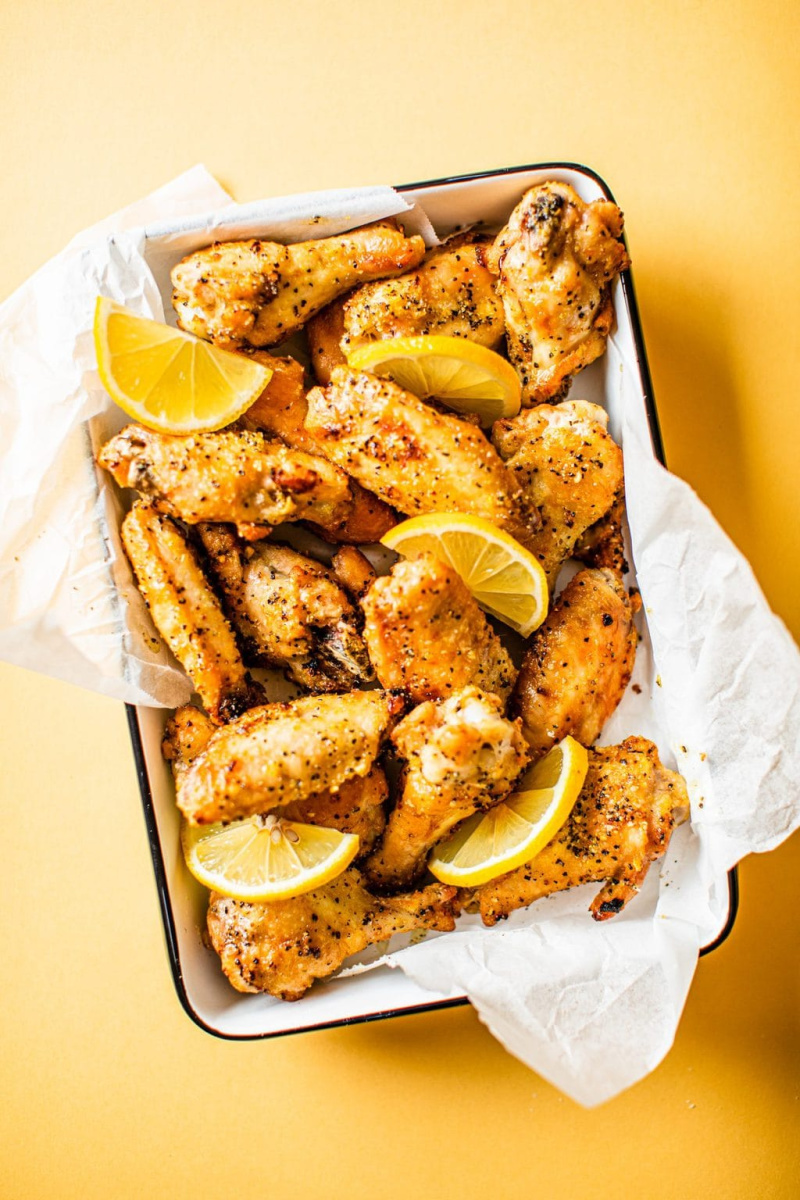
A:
[429, 737, 589, 887]
[382, 512, 548, 637]
[346, 335, 521, 425]
[181, 814, 359, 902]
[94, 297, 272, 433]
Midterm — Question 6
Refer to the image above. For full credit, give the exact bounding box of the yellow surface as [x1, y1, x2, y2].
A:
[1, 1, 798, 1196]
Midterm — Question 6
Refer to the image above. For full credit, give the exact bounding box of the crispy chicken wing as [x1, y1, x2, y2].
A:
[242, 354, 396, 543]
[163, 705, 388, 855]
[207, 870, 457, 1000]
[365, 687, 529, 890]
[492, 400, 624, 587]
[330, 545, 377, 598]
[176, 689, 403, 825]
[121, 501, 262, 723]
[98, 424, 352, 539]
[513, 568, 639, 757]
[305, 369, 536, 546]
[171, 220, 426, 350]
[474, 737, 688, 924]
[487, 182, 630, 404]
[307, 231, 504, 384]
[196, 524, 373, 692]
[362, 553, 516, 704]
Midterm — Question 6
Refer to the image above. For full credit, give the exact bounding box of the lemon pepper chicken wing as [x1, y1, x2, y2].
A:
[196, 524, 373, 692]
[305, 369, 537, 547]
[98, 424, 352, 540]
[362, 553, 516, 704]
[207, 870, 458, 1000]
[513, 567, 639, 757]
[492, 400, 624, 588]
[474, 737, 688, 924]
[121, 501, 263, 723]
[365, 687, 530, 891]
[487, 182, 630, 404]
[176, 689, 403, 825]
[241, 353, 396, 543]
[307, 231, 505, 384]
[171, 220, 426, 351]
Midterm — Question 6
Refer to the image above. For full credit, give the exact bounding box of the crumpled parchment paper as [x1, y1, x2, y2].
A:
[1, 166, 797, 1106]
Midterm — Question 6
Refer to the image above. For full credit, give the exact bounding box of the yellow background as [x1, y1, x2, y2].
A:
[1, 1, 798, 1195]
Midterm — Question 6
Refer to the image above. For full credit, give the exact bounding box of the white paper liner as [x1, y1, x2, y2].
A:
[1, 166, 798, 1105]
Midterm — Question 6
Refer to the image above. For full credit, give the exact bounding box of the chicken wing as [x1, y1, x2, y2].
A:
[242, 353, 396, 543]
[512, 567, 639, 757]
[474, 737, 688, 924]
[163, 704, 388, 855]
[365, 687, 529, 890]
[573, 494, 628, 575]
[305, 368, 536, 547]
[486, 182, 630, 404]
[330, 545, 377, 598]
[307, 231, 504, 384]
[121, 501, 262, 723]
[362, 553, 516, 704]
[171, 220, 426, 351]
[196, 524, 373, 692]
[207, 870, 457, 1000]
[176, 689, 403, 825]
[98, 424, 352, 539]
[492, 400, 624, 587]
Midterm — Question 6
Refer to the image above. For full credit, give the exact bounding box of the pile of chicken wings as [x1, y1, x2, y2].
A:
[99, 183, 688, 1001]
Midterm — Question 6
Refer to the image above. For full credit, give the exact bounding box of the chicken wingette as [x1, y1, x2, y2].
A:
[473, 737, 688, 924]
[98, 424, 352, 539]
[361, 553, 516, 704]
[207, 870, 458, 1000]
[365, 687, 529, 891]
[196, 524, 373, 692]
[487, 182, 630, 404]
[305, 369, 536, 547]
[492, 399, 624, 588]
[513, 567, 639, 756]
[171, 220, 426, 350]
[121, 501, 262, 723]
[307, 231, 504, 384]
[176, 689, 403, 825]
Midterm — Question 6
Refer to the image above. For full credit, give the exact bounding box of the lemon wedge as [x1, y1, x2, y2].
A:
[94, 297, 272, 433]
[382, 512, 548, 637]
[429, 737, 589, 887]
[181, 814, 359, 902]
[346, 334, 521, 425]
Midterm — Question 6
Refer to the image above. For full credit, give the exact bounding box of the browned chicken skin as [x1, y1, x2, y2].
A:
[99, 424, 352, 540]
[305, 369, 536, 547]
[330, 545, 377, 598]
[513, 567, 639, 757]
[473, 737, 688, 924]
[121, 501, 262, 723]
[362, 553, 516, 704]
[171, 220, 426, 350]
[492, 400, 624, 588]
[176, 689, 403, 825]
[207, 870, 458, 1000]
[196, 525, 373, 692]
[365, 687, 530, 890]
[307, 231, 504, 384]
[487, 182, 630, 404]
[242, 354, 396, 543]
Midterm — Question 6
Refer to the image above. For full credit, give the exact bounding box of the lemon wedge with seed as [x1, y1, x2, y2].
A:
[346, 334, 521, 425]
[94, 297, 272, 434]
[181, 814, 360, 902]
[429, 737, 589, 887]
[382, 512, 548, 637]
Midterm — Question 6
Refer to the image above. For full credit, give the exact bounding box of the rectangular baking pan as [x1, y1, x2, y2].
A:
[125, 163, 738, 1039]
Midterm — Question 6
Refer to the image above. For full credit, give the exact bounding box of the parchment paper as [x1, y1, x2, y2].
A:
[1, 167, 798, 1105]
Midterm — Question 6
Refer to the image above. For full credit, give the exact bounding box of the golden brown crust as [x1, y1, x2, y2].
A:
[279, 767, 389, 859]
[330, 546, 377, 598]
[307, 296, 349, 385]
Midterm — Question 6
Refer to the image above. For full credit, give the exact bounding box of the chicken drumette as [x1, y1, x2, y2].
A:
[171, 220, 426, 350]
[486, 182, 630, 404]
